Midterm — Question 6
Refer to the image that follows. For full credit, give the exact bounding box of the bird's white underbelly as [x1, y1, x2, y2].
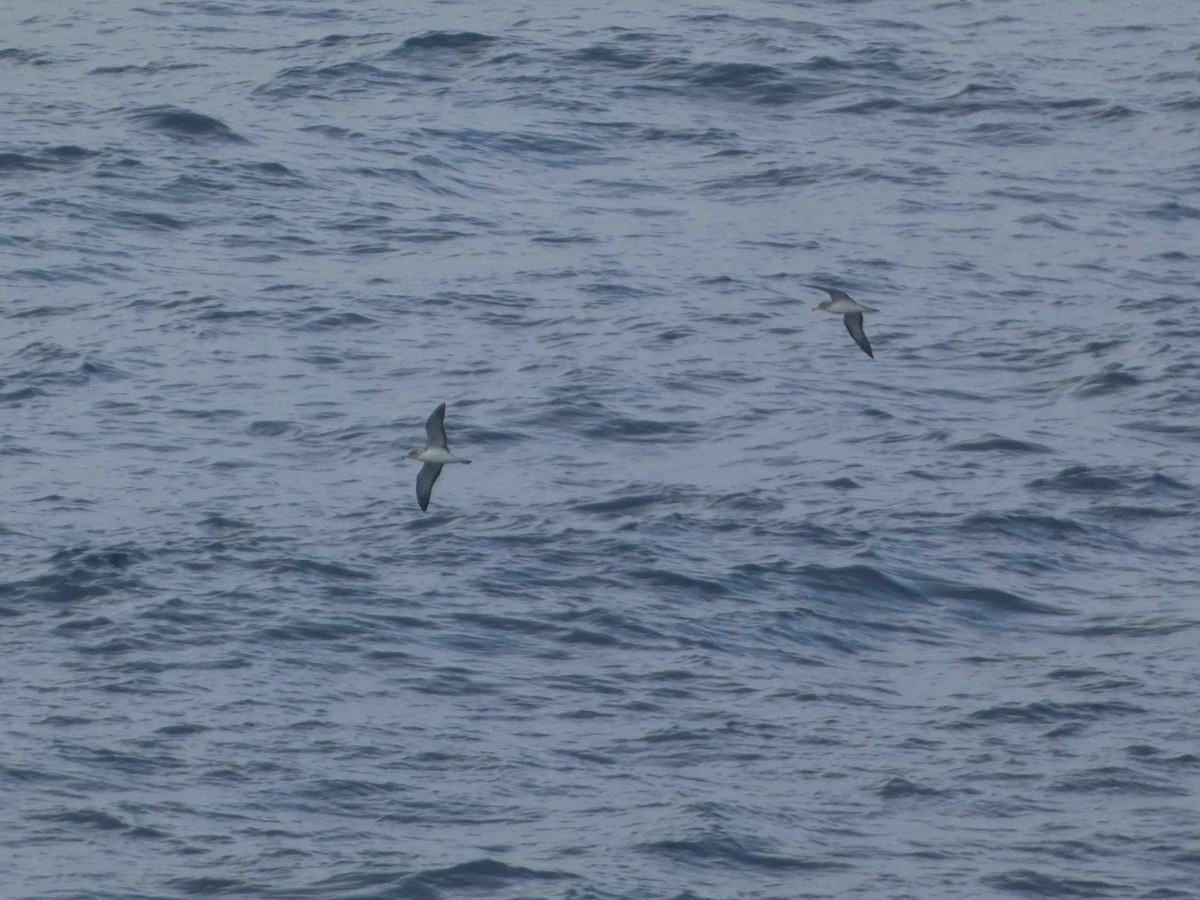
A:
[418, 448, 464, 464]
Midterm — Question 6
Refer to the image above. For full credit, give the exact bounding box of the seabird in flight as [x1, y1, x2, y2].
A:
[406, 402, 470, 511]
[811, 285, 879, 359]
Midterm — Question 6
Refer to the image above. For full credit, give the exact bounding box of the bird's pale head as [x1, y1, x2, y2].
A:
[406, 448, 422, 460]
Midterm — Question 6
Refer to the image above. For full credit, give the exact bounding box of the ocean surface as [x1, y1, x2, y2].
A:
[2, 1, 1199, 898]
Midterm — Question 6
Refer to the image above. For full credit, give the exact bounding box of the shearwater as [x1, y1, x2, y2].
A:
[406, 402, 471, 512]
[811, 285, 879, 359]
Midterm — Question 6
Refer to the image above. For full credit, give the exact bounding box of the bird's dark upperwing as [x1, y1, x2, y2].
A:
[416, 462, 443, 512]
[843, 312, 874, 358]
[425, 402, 449, 451]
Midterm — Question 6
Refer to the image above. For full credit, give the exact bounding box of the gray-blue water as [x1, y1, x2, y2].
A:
[3, 1, 1199, 898]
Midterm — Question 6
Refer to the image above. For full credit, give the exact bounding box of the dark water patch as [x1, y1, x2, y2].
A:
[143, 594, 221, 630]
[259, 618, 371, 644]
[1117, 292, 1193, 312]
[245, 420, 292, 437]
[798, 564, 925, 604]
[157, 172, 236, 202]
[239, 160, 307, 187]
[904, 93, 1126, 124]
[530, 229, 599, 244]
[341, 164, 457, 196]
[573, 492, 667, 515]
[920, 578, 1067, 617]
[328, 212, 391, 233]
[965, 120, 1054, 146]
[360, 612, 437, 635]
[450, 611, 560, 639]
[948, 435, 1054, 454]
[1156, 249, 1191, 262]
[0, 386, 46, 403]
[38, 715, 94, 727]
[829, 95, 904, 114]
[364, 647, 418, 666]
[257, 61, 404, 100]
[1088, 103, 1137, 120]
[44, 145, 96, 165]
[169, 406, 245, 422]
[191, 303, 273, 322]
[1163, 94, 1200, 112]
[960, 511, 1086, 543]
[1073, 364, 1143, 397]
[7, 258, 123, 284]
[964, 699, 1142, 728]
[1010, 837, 1106, 864]
[79, 359, 125, 381]
[302, 311, 378, 330]
[111, 210, 188, 231]
[1028, 465, 1128, 495]
[37, 808, 129, 831]
[1057, 616, 1198, 639]
[317, 858, 577, 898]
[567, 43, 654, 70]
[877, 776, 947, 799]
[982, 868, 1120, 897]
[552, 605, 667, 647]
[249, 556, 372, 581]
[1098, 503, 1191, 522]
[397, 31, 499, 53]
[427, 126, 605, 162]
[299, 777, 405, 803]
[165, 876, 251, 896]
[771, 605, 933, 656]
[96, 156, 144, 178]
[0, 152, 48, 172]
[1032, 468, 1194, 504]
[1042, 96, 1111, 118]
[986, 185, 1095, 207]
[90, 62, 204, 75]
[641, 832, 848, 871]
[1143, 201, 1200, 222]
[683, 61, 784, 88]
[1136, 471, 1191, 496]
[705, 158, 937, 193]
[630, 567, 731, 599]
[1126, 745, 1200, 770]
[557, 626, 622, 647]
[1, 763, 57, 786]
[0, 47, 50, 65]
[0, 544, 148, 606]
[1051, 766, 1174, 796]
[580, 280, 660, 299]
[823, 476, 861, 490]
[1080, 337, 1127, 355]
[130, 106, 248, 143]
[61, 744, 185, 776]
[626, 56, 832, 106]
[1044, 667, 1108, 682]
[10, 343, 97, 387]
[657, 326, 694, 342]
[13, 340, 73, 364]
[582, 413, 702, 443]
[52, 615, 113, 635]
[1123, 418, 1200, 442]
[292, 32, 390, 50]
[1016, 212, 1073, 231]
